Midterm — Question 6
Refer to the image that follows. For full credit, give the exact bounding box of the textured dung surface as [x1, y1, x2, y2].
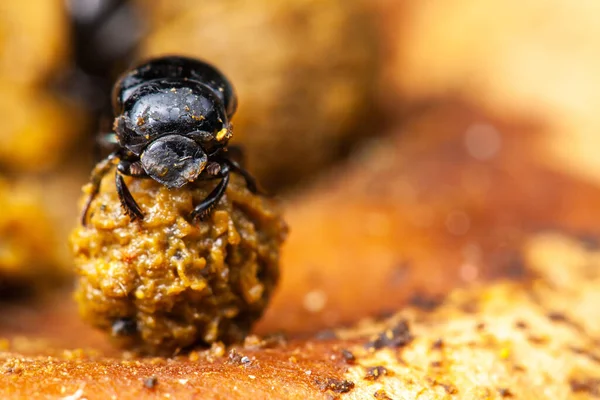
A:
[70, 171, 287, 354]
[339, 233, 600, 399]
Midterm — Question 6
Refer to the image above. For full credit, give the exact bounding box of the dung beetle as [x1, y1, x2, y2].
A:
[81, 55, 258, 225]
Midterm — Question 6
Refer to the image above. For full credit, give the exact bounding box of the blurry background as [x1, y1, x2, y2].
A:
[1, 0, 600, 341]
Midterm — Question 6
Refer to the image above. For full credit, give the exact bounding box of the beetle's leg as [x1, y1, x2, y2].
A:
[115, 159, 146, 220]
[115, 172, 144, 221]
[80, 152, 119, 226]
[225, 144, 245, 165]
[225, 158, 259, 194]
[190, 164, 230, 222]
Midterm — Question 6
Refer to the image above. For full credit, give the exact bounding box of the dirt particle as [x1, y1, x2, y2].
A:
[430, 361, 443, 368]
[513, 364, 526, 373]
[314, 377, 355, 394]
[409, 293, 442, 311]
[364, 366, 389, 381]
[341, 349, 356, 365]
[431, 338, 444, 350]
[365, 319, 413, 351]
[487, 251, 529, 280]
[514, 320, 528, 329]
[570, 377, 600, 396]
[497, 388, 514, 397]
[547, 311, 567, 322]
[569, 347, 600, 364]
[439, 382, 458, 395]
[373, 389, 393, 399]
[143, 376, 158, 389]
[227, 349, 245, 365]
[527, 335, 549, 345]
[241, 356, 252, 365]
[2, 361, 22, 375]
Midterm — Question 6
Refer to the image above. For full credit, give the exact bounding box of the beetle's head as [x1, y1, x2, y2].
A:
[140, 135, 208, 189]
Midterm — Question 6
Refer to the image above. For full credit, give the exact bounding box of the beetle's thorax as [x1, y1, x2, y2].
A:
[114, 79, 228, 155]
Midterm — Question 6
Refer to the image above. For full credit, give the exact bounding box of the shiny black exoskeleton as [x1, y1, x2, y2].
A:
[81, 56, 257, 225]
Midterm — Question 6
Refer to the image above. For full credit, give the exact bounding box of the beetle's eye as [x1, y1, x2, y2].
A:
[141, 135, 207, 189]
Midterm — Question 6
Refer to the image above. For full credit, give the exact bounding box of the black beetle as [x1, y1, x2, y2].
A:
[81, 55, 258, 225]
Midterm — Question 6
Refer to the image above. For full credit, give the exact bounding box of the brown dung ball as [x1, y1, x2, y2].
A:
[70, 169, 287, 354]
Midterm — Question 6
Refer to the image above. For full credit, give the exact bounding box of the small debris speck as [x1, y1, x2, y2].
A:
[570, 378, 600, 396]
[528, 335, 549, 345]
[143, 376, 158, 389]
[497, 388, 514, 397]
[315, 377, 355, 394]
[547, 311, 567, 322]
[228, 349, 244, 364]
[341, 349, 356, 364]
[365, 319, 413, 350]
[514, 321, 528, 329]
[373, 389, 393, 400]
[409, 294, 442, 311]
[439, 382, 458, 395]
[364, 366, 389, 381]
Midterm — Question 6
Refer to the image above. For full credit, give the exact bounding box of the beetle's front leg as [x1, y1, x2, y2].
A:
[114, 158, 146, 221]
[115, 171, 144, 221]
[225, 158, 259, 194]
[190, 164, 230, 222]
